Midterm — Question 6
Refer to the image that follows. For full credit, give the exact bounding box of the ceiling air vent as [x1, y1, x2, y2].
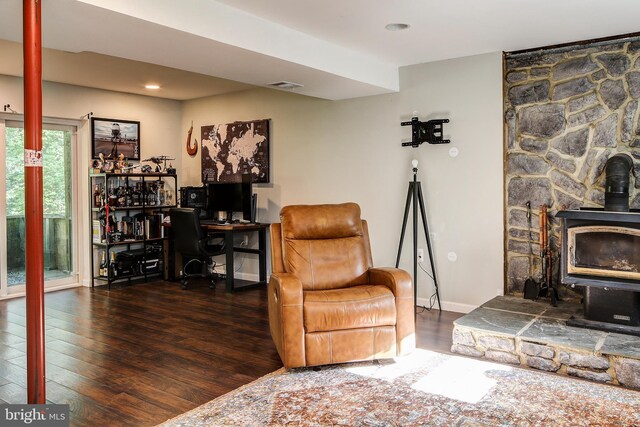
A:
[268, 81, 304, 90]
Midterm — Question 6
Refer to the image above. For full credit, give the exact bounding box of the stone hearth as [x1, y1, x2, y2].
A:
[451, 296, 640, 390]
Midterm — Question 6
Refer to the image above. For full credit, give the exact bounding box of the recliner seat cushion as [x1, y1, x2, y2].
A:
[303, 285, 397, 332]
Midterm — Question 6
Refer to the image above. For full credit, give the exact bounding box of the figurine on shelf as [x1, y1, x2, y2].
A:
[90, 158, 102, 174]
[115, 153, 126, 172]
[166, 163, 176, 175]
[96, 152, 115, 173]
[103, 160, 114, 173]
[94, 153, 106, 172]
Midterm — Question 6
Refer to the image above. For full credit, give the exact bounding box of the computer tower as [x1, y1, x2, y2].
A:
[179, 186, 208, 218]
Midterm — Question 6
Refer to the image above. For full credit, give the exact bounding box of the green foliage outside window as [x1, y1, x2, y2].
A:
[5, 127, 71, 217]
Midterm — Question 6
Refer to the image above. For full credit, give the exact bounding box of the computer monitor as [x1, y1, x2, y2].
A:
[207, 174, 253, 221]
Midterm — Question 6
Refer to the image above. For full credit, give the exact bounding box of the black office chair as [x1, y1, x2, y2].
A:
[169, 208, 225, 290]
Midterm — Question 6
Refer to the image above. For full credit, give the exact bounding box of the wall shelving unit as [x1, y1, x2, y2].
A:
[89, 172, 177, 289]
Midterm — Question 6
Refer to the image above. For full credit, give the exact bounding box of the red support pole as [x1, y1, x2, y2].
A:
[23, 0, 46, 404]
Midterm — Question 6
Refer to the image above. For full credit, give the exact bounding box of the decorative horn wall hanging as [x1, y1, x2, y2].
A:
[186, 120, 198, 156]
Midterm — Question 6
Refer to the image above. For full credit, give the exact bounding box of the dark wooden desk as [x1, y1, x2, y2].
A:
[200, 222, 269, 292]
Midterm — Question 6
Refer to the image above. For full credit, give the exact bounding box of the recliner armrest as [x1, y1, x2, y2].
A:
[369, 267, 415, 356]
[270, 272, 304, 306]
[369, 267, 413, 299]
[268, 273, 306, 368]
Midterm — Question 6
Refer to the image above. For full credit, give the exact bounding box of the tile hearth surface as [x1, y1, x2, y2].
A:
[456, 296, 640, 358]
[452, 295, 640, 389]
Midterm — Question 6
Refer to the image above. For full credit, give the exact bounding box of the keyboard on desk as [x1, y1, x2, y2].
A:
[200, 219, 228, 226]
[200, 220, 256, 227]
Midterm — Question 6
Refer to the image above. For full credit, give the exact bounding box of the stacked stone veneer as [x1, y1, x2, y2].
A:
[505, 38, 640, 293]
[452, 326, 640, 390]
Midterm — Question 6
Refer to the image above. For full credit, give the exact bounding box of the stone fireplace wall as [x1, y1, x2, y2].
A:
[505, 37, 640, 294]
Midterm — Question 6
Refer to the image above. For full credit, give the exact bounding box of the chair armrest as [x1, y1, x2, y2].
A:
[270, 272, 304, 305]
[268, 273, 306, 368]
[369, 267, 415, 356]
[369, 267, 413, 299]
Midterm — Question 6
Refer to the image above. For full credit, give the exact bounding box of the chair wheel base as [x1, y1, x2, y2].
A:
[181, 280, 188, 290]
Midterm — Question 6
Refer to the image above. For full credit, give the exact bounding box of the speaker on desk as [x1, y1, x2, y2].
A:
[250, 193, 257, 223]
[241, 174, 257, 222]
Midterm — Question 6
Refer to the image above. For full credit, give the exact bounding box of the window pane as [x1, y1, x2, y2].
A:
[5, 126, 74, 286]
[6, 127, 25, 217]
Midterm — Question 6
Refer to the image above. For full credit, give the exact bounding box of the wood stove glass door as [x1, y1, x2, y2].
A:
[568, 225, 640, 281]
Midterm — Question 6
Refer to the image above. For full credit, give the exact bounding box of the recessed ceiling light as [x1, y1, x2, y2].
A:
[385, 23, 410, 31]
[145, 84, 160, 90]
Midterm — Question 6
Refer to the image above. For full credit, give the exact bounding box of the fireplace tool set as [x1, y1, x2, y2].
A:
[524, 202, 561, 306]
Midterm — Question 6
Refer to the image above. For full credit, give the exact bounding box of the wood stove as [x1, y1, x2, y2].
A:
[557, 209, 640, 335]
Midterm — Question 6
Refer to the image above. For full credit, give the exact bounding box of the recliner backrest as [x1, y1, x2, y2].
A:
[170, 208, 206, 258]
[279, 203, 372, 290]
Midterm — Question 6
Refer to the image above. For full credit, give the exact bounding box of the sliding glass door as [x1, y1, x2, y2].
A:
[1, 120, 77, 295]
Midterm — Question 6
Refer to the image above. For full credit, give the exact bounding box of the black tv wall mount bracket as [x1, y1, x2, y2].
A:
[401, 116, 450, 147]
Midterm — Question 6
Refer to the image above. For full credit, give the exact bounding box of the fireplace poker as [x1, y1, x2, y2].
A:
[538, 204, 549, 298]
[545, 205, 555, 303]
[545, 205, 551, 289]
[554, 204, 567, 300]
[539, 204, 559, 306]
[547, 205, 561, 305]
[523, 201, 539, 300]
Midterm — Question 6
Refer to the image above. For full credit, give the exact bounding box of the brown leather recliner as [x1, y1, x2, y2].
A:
[268, 202, 415, 369]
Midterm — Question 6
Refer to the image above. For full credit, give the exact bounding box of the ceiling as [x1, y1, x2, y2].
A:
[0, 40, 252, 101]
[1, 0, 639, 101]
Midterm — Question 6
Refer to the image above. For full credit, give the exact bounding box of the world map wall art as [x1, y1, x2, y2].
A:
[200, 119, 270, 183]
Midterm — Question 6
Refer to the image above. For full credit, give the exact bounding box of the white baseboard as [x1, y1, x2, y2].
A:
[0, 282, 82, 300]
[80, 269, 261, 287]
[416, 297, 477, 314]
[233, 272, 260, 282]
[216, 267, 260, 283]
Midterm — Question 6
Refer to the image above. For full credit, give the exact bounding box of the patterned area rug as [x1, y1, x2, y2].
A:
[159, 349, 640, 426]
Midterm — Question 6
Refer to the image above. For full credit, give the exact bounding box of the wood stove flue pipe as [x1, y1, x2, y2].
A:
[604, 153, 634, 212]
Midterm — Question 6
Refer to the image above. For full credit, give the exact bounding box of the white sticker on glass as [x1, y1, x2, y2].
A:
[24, 149, 43, 167]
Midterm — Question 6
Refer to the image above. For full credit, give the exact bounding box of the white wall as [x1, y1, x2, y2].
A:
[0, 51, 504, 310]
[182, 52, 504, 312]
[0, 74, 182, 287]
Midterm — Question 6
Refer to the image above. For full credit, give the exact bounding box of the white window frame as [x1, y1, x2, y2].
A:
[0, 113, 82, 299]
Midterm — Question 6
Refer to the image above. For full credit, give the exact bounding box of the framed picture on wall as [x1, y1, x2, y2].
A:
[200, 119, 270, 183]
[91, 117, 140, 160]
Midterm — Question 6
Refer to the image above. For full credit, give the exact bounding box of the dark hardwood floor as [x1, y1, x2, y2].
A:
[0, 280, 462, 426]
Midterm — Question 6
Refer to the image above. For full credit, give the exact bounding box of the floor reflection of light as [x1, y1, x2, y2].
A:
[346, 349, 512, 404]
[346, 349, 442, 381]
[412, 355, 512, 404]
